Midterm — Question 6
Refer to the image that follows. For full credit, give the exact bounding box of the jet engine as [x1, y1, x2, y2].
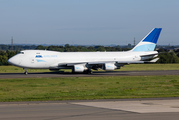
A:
[103, 63, 117, 71]
[73, 64, 87, 72]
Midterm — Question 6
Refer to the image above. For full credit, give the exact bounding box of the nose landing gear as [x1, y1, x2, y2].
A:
[23, 68, 28, 75]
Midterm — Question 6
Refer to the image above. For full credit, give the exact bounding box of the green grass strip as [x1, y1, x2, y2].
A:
[0, 75, 179, 102]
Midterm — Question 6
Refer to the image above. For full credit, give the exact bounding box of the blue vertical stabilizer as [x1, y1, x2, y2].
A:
[131, 28, 162, 52]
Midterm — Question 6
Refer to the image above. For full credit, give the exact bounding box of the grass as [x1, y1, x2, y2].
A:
[1, 64, 179, 73]
[120, 64, 179, 71]
[0, 75, 179, 102]
[0, 66, 70, 73]
[0, 64, 179, 102]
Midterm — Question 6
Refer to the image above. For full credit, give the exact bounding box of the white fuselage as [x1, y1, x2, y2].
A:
[8, 50, 157, 69]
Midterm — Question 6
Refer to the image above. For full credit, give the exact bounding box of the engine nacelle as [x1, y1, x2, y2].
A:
[73, 65, 87, 72]
[103, 63, 117, 71]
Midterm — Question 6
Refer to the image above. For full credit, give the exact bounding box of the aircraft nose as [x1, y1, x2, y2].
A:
[8, 56, 20, 66]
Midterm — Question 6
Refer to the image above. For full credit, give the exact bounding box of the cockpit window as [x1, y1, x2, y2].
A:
[19, 52, 24, 54]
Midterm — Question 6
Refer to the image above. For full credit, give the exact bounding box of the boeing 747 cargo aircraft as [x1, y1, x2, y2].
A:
[8, 28, 162, 74]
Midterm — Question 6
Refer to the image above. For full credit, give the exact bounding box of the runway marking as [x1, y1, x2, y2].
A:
[73, 99, 179, 113]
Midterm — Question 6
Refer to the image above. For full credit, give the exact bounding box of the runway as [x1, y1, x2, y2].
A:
[0, 70, 179, 79]
[1, 98, 179, 120]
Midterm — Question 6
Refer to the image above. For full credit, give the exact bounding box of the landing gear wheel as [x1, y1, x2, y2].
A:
[87, 69, 92, 74]
[23, 68, 28, 75]
[24, 71, 28, 75]
[83, 69, 92, 74]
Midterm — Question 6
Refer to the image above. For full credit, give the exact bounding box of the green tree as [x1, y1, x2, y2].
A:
[36, 45, 47, 50]
[96, 46, 106, 51]
[0, 55, 8, 65]
[157, 51, 179, 63]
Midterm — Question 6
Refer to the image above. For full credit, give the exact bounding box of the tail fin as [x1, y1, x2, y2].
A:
[131, 28, 162, 52]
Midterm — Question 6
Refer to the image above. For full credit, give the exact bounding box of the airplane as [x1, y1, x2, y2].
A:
[8, 28, 162, 74]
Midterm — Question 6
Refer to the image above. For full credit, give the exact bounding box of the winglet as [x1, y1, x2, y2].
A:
[131, 28, 162, 52]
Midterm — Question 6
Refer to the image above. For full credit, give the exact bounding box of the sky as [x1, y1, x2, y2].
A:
[0, 0, 179, 45]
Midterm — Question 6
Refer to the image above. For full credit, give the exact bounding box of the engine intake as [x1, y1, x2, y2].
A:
[73, 64, 87, 72]
[103, 63, 117, 71]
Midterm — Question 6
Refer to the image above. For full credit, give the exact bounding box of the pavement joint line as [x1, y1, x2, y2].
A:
[72, 99, 179, 113]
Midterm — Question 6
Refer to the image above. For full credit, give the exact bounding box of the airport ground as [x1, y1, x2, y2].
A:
[0, 70, 179, 79]
[1, 98, 179, 120]
[1, 64, 179, 73]
[0, 64, 179, 119]
[0, 71, 179, 102]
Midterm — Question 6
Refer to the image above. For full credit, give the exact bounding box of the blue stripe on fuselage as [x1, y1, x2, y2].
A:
[36, 59, 46, 62]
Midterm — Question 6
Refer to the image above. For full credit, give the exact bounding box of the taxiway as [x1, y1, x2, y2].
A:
[1, 98, 179, 120]
[0, 70, 179, 79]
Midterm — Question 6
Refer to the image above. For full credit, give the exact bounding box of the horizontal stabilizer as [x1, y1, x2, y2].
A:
[149, 58, 159, 63]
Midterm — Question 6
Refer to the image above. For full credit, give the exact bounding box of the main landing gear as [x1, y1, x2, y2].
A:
[83, 69, 92, 74]
[23, 68, 28, 75]
[87, 69, 92, 74]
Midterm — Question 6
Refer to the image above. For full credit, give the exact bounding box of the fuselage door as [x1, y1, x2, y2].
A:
[133, 55, 140, 60]
[31, 58, 35, 63]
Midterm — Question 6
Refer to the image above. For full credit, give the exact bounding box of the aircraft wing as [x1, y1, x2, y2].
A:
[49, 58, 159, 71]
[58, 57, 160, 66]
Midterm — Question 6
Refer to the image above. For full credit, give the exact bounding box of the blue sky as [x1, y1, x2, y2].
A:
[0, 0, 179, 45]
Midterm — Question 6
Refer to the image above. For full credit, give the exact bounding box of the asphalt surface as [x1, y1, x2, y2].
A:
[0, 70, 179, 79]
[1, 98, 179, 120]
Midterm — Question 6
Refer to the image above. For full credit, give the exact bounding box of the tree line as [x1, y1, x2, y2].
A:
[0, 44, 36, 51]
[0, 44, 179, 65]
[36, 44, 130, 52]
